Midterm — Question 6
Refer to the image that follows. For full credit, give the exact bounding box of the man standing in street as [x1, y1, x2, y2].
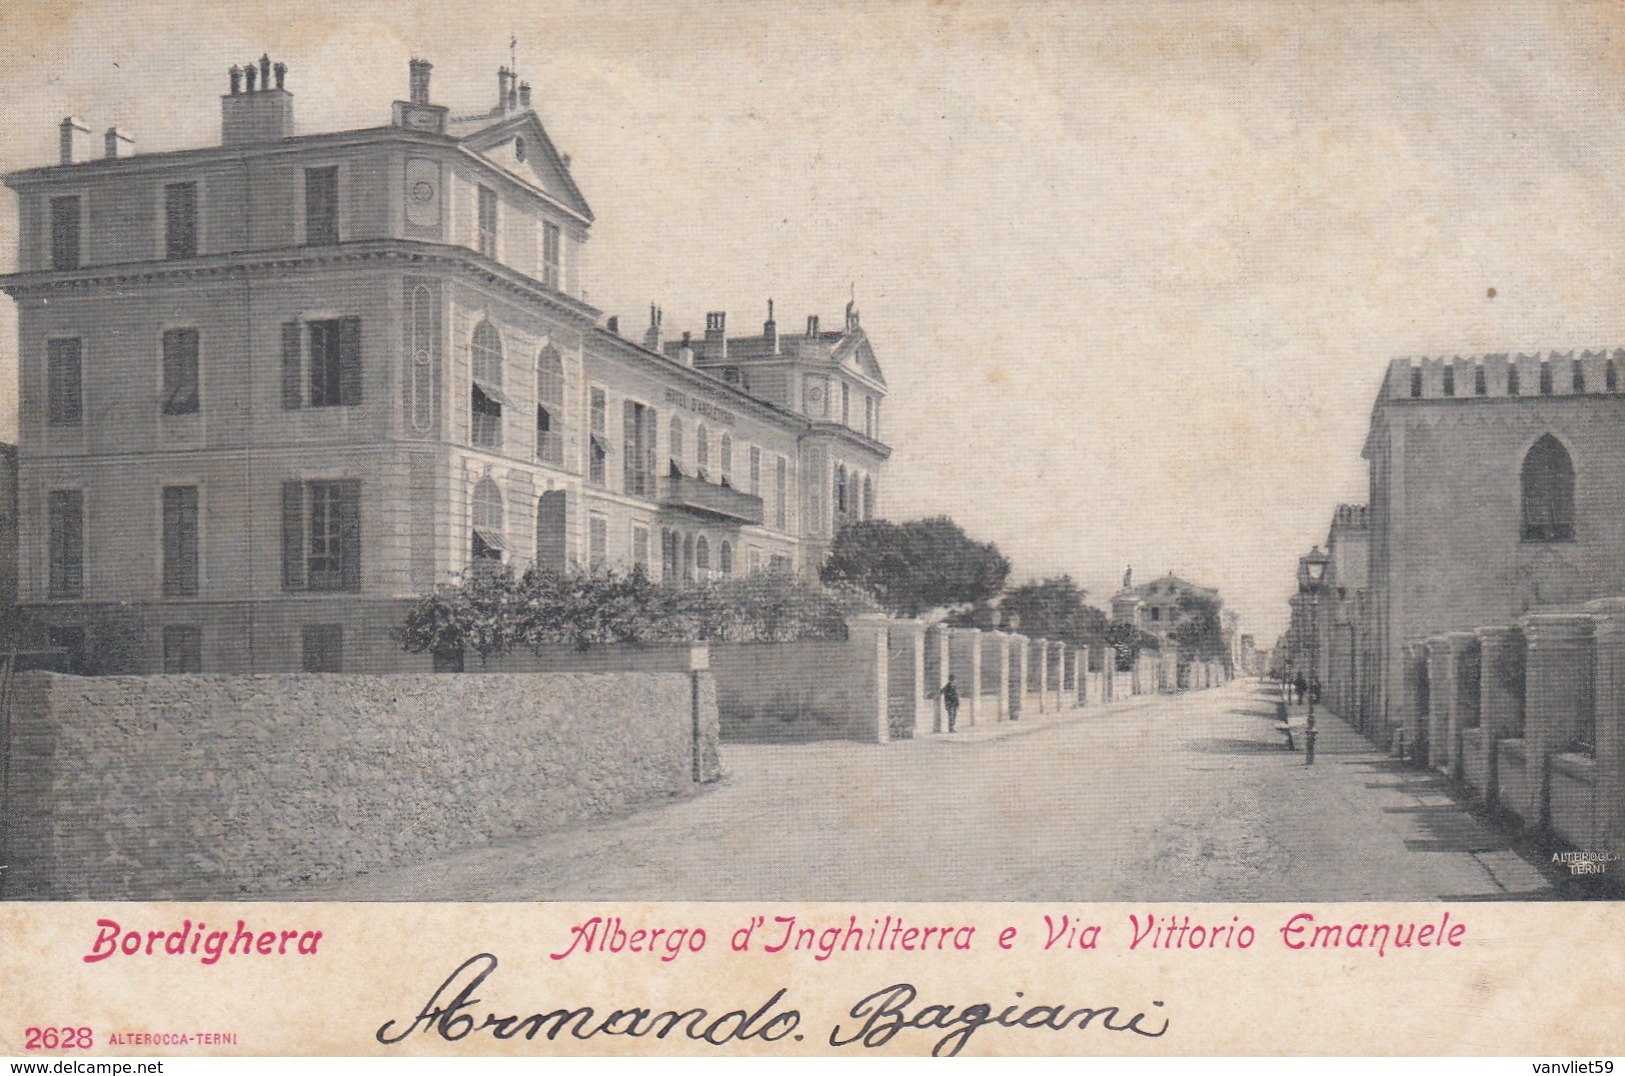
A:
[940, 674, 960, 733]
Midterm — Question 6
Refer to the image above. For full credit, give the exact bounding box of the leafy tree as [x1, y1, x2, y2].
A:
[820, 516, 1009, 617]
[1104, 619, 1160, 673]
[1169, 591, 1231, 670]
[997, 575, 1111, 646]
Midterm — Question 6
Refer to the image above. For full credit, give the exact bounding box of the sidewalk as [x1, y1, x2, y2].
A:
[1213, 691, 1561, 899]
[926, 690, 1161, 744]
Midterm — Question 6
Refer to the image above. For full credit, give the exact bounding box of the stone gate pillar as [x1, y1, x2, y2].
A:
[1030, 638, 1047, 714]
[1470, 625, 1517, 809]
[1586, 600, 1625, 859]
[1520, 613, 1595, 831]
[847, 615, 892, 745]
[1398, 640, 1426, 760]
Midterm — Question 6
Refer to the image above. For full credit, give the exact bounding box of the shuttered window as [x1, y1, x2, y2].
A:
[50, 196, 80, 270]
[282, 479, 362, 591]
[477, 185, 497, 258]
[302, 624, 343, 673]
[542, 220, 561, 288]
[48, 489, 83, 599]
[305, 167, 339, 245]
[164, 182, 197, 259]
[47, 338, 82, 426]
[162, 485, 199, 597]
[163, 625, 203, 673]
[162, 328, 200, 415]
[282, 317, 361, 408]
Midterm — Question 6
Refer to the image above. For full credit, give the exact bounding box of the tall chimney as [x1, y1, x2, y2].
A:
[643, 304, 664, 351]
[103, 127, 133, 159]
[679, 331, 694, 367]
[763, 299, 778, 354]
[408, 58, 432, 104]
[606, 315, 620, 336]
[805, 314, 820, 337]
[704, 311, 727, 359]
[497, 67, 511, 113]
[518, 81, 531, 108]
[57, 116, 90, 165]
[221, 57, 294, 145]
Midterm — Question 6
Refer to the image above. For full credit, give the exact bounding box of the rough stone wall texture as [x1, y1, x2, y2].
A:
[1, 670, 718, 900]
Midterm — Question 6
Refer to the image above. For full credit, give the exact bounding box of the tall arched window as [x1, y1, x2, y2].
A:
[696, 425, 710, 480]
[661, 528, 677, 581]
[1522, 434, 1575, 541]
[471, 320, 505, 449]
[835, 464, 848, 517]
[720, 433, 733, 487]
[536, 345, 564, 465]
[682, 534, 695, 582]
[471, 477, 506, 563]
[719, 540, 733, 576]
[696, 536, 711, 575]
[863, 475, 874, 520]
[669, 417, 685, 475]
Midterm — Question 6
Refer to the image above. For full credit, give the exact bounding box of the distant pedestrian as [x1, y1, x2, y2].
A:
[1293, 673, 1306, 705]
[1309, 679, 1322, 706]
[939, 674, 961, 733]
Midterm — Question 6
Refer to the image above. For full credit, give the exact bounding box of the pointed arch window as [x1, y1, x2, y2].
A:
[471, 320, 506, 449]
[696, 424, 710, 480]
[471, 477, 507, 573]
[536, 345, 564, 464]
[696, 535, 711, 576]
[720, 433, 733, 487]
[835, 464, 849, 518]
[1521, 434, 1574, 542]
[720, 540, 734, 577]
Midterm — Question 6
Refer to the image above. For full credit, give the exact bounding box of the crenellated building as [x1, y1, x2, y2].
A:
[0, 56, 891, 673]
[1363, 350, 1625, 745]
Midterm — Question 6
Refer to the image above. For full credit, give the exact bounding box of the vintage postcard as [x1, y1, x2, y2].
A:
[0, 0, 1622, 1062]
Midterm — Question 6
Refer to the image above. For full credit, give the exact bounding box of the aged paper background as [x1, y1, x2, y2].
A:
[2, 0, 1624, 1057]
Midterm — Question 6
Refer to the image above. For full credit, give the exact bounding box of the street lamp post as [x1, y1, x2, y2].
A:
[1298, 546, 1330, 766]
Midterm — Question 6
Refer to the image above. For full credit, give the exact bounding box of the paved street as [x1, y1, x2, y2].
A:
[301, 679, 1560, 901]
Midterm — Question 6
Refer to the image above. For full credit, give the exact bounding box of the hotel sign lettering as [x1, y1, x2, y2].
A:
[664, 388, 736, 427]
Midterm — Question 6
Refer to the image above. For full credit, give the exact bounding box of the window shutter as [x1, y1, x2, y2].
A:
[338, 316, 362, 405]
[282, 480, 305, 589]
[282, 322, 303, 409]
[337, 479, 362, 591]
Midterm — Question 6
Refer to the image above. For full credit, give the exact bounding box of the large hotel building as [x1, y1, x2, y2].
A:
[0, 57, 891, 673]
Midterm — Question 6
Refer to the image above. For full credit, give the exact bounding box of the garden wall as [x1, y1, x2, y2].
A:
[1, 670, 719, 900]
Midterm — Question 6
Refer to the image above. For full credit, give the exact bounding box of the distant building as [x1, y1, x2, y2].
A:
[1112, 571, 1221, 641]
[0, 56, 891, 673]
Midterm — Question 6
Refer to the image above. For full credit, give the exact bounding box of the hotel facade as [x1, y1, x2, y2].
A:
[0, 57, 891, 673]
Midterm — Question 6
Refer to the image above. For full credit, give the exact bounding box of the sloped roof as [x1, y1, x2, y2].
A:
[452, 109, 593, 222]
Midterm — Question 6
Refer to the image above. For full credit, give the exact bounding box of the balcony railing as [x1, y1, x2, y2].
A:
[660, 473, 764, 525]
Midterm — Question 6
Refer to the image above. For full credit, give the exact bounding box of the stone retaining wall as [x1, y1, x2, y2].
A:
[1, 670, 719, 900]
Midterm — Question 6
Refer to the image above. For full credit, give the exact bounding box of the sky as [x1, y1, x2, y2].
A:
[5, 0, 1625, 642]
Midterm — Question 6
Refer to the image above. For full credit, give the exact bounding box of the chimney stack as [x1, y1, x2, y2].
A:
[519, 81, 532, 108]
[408, 58, 432, 105]
[393, 58, 448, 132]
[805, 314, 820, 337]
[763, 299, 778, 354]
[221, 56, 293, 145]
[704, 311, 727, 359]
[606, 315, 620, 336]
[679, 331, 694, 367]
[643, 304, 664, 351]
[57, 116, 90, 165]
[102, 126, 133, 159]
